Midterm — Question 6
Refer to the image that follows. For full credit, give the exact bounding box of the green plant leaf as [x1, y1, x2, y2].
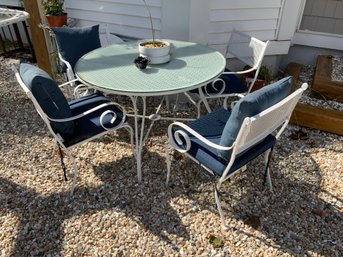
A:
[209, 235, 224, 248]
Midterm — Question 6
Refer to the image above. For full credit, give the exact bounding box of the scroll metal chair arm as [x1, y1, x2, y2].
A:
[47, 102, 126, 123]
[168, 121, 234, 153]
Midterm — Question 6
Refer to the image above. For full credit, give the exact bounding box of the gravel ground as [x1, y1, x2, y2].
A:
[0, 57, 342, 257]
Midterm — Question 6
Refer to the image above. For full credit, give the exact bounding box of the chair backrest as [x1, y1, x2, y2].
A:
[99, 25, 124, 47]
[218, 76, 307, 162]
[12, 63, 74, 138]
[235, 83, 307, 155]
[225, 29, 269, 70]
[52, 24, 102, 81]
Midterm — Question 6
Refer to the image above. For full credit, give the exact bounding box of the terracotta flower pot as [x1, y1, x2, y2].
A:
[250, 79, 266, 92]
[46, 14, 67, 27]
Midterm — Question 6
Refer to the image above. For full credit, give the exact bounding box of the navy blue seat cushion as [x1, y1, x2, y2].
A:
[19, 63, 74, 134]
[190, 69, 247, 95]
[173, 108, 276, 177]
[218, 76, 292, 160]
[52, 25, 101, 73]
[60, 93, 125, 147]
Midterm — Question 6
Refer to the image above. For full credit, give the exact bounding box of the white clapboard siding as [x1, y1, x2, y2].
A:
[64, 0, 162, 39]
[208, 0, 283, 55]
[300, 0, 343, 35]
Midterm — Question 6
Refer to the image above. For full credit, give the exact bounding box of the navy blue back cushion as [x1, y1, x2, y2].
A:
[19, 63, 74, 134]
[218, 76, 293, 160]
[52, 25, 101, 73]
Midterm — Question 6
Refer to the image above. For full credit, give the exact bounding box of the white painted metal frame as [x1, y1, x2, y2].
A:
[167, 83, 308, 228]
[127, 95, 198, 182]
[0, 7, 29, 27]
[51, 25, 124, 98]
[12, 65, 134, 194]
[185, 29, 270, 116]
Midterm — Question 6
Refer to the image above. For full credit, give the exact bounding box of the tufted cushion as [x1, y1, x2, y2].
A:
[19, 63, 74, 134]
[60, 93, 125, 147]
[52, 25, 101, 73]
[218, 76, 293, 160]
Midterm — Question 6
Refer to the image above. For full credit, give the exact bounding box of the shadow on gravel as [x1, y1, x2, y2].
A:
[164, 128, 343, 256]
[0, 151, 190, 256]
[223, 136, 343, 256]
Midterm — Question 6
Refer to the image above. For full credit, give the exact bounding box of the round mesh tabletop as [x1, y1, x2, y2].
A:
[75, 40, 226, 96]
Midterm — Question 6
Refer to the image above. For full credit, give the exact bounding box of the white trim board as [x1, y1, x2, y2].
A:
[292, 31, 343, 51]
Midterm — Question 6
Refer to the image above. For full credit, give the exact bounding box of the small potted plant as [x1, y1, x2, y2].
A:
[138, 0, 170, 64]
[42, 0, 67, 27]
[244, 65, 273, 91]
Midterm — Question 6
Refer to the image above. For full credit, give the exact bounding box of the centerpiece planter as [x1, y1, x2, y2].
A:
[138, 40, 170, 64]
[137, 0, 171, 65]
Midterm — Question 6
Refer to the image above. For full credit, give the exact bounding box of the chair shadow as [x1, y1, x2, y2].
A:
[168, 132, 343, 256]
[1, 152, 189, 256]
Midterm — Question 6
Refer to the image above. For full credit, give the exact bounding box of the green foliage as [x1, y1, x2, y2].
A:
[42, 0, 65, 16]
[209, 235, 224, 248]
[258, 65, 273, 81]
[244, 65, 273, 82]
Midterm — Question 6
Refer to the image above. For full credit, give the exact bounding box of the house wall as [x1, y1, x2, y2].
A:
[207, 0, 283, 54]
[64, 0, 163, 39]
[291, 0, 343, 51]
[300, 0, 343, 35]
[64, 0, 303, 58]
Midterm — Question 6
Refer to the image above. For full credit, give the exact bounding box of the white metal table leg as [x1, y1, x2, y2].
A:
[128, 95, 196, 182]
[130, 95, 147, 182]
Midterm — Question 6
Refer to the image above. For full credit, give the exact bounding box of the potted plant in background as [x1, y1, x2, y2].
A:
[244, 65, 273, 91]
[42, 0, 67, 27]
[138, 0, 170, 64]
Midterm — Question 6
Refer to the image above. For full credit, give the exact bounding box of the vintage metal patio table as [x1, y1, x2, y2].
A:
[75, 39, 226, 181]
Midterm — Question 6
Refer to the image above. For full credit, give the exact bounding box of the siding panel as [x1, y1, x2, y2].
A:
[208, 0, 283, 55]
[211, 0, 282, 9]
[209, 20, 278, 33]
[210, 9, 280, 22]
[300, 0, 343, 35]
[64, 0, 162, 39]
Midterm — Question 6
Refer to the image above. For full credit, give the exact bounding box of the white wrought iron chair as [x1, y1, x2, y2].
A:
[13, 63, 133, 194]
[185, 29, 270, 116]
[167, 76, 308, 228]
[52, 24, 123, 98]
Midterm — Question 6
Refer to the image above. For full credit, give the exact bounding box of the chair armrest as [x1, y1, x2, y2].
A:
[223, 66, 257, 75]
[168, 121, 234, 153]
[58, 78, 80, 89]
[46, 102, 125, 122]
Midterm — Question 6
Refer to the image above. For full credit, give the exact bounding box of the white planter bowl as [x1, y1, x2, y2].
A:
[138, 40, 170, 64]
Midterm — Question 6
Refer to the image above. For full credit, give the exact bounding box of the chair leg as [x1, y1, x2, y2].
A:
[52, 140, 57, 158]
[263, 148, 274, 190]
[214, 184, 229, 230]
[172, 93, 180, 113]
[63, 149, 79, 195]
[165, 145, 171, 186]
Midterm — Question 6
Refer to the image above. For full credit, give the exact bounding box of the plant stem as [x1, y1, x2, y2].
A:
[142, 0, 155, 44]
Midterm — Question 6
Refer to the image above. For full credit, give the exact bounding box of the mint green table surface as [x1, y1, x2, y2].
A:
[75, 40, 226, 96]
